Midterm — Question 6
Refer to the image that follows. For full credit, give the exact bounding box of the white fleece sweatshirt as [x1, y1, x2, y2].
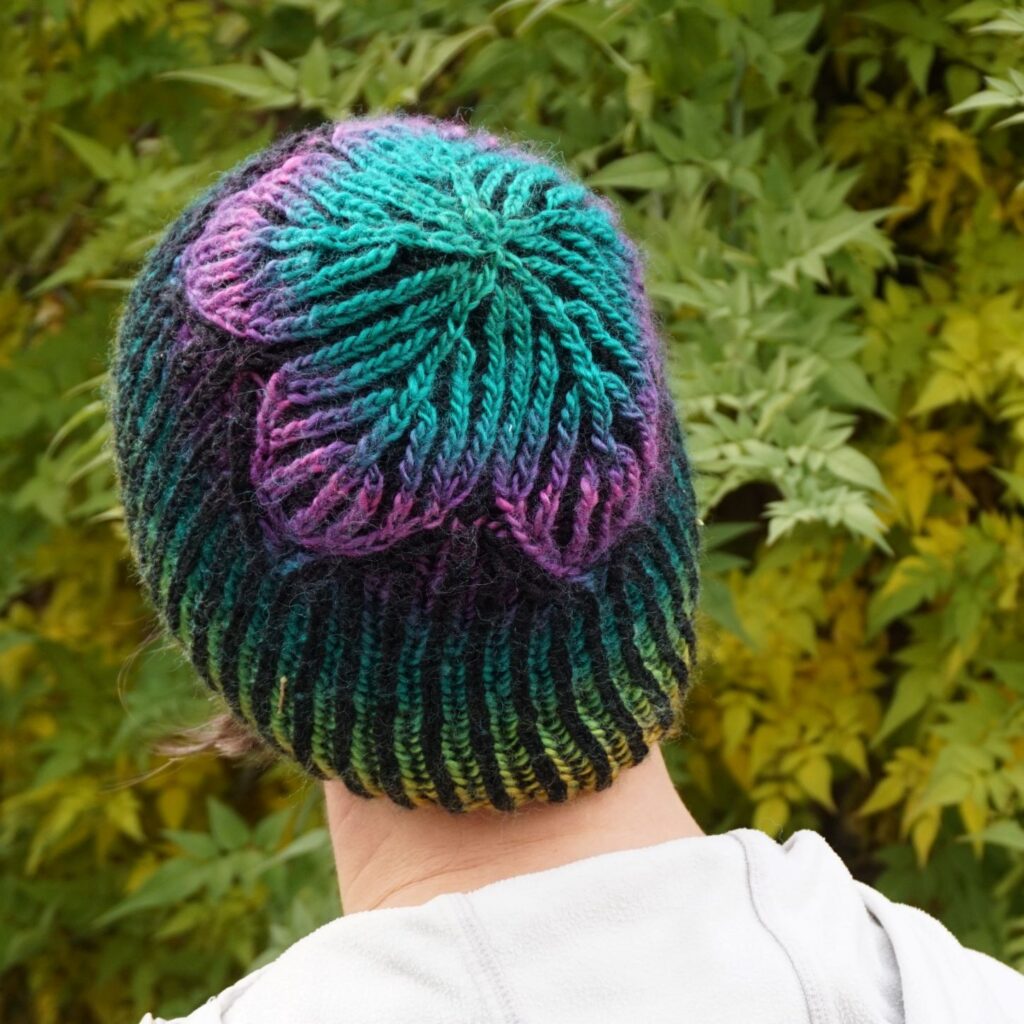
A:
[143, 828, 1023, 1024]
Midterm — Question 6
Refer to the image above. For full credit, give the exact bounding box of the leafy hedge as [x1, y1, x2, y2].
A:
[3, 1, 1024, 1020]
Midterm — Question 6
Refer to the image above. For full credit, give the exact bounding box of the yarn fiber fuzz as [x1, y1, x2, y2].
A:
[110, 114, 700, 813]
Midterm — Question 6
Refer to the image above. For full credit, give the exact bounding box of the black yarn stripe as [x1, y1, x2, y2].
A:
[115, 330, 169, 469]
[130, 387, 185, 534]
[627, 546, 690, 684]
[132, 348, 238, 521]
[126, 358, 226, 497]
[371, 591, 415, 809]
[115, 278, 167, 392]
[509, 599, 568, 803]
[331, 578, 371, 799]
[289, 583, 335, 776]
[185, 519, 233, 681]
[162, 488, 231, 635]
[488, 607, 536, 801]
[137, 450, 208, 577]
[417, 581, 466, 814]
[224, 385, 272, 555]
[130, 420, 179, 536]
[462, 599, 516, 812]
[638, 528, 696, 663]
[248, 575, 299, 741]
[649, 490, 698, 618]
[578, 590, 648, 763]
[662, 452, 701, 601]
[140, 448, 224, 601]
[140, 466, 218, 614]
[607, 563, 673, 726]
[548, 603, 614, 791]
[115, 283, 179, 443]
[213, 560, 268, 716]
[645, 517, 699, 663]
[307, 582, 343, 775]
[121, 321, 214, 491]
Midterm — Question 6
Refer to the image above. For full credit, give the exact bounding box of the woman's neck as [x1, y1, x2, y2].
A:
[324, 744, 703, 915]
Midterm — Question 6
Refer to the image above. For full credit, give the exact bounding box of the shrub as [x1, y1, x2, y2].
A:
[2, 2, 1023, 1020]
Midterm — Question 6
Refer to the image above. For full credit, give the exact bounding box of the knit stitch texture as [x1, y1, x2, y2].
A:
[110, 114, 701, 812]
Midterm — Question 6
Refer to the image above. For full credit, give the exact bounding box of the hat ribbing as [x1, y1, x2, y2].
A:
[110, 114, 700, 812]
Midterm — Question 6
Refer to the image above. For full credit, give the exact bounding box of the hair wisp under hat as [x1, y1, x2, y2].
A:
[110, 114, 700, 813]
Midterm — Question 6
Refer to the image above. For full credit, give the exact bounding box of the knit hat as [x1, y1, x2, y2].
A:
[110, 114, 700, 813]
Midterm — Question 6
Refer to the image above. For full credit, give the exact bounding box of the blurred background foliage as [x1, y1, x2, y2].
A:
[3, 0, 1024, 1019]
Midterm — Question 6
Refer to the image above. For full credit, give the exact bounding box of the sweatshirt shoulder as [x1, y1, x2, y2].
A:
[139, 898, 487, 1024]
[137, 962, 272, 1024]
[855, 880, 1024, 1022]
[734, 827, 1024, 1024]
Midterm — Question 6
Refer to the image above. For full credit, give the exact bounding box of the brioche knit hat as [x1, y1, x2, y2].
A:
[110, 114, 700, 813]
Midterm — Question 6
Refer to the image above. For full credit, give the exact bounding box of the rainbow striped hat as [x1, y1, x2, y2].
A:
[110, 115, 700, 813]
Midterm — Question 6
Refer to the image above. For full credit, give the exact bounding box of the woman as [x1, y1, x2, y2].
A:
[111, 114, 1022, 1023]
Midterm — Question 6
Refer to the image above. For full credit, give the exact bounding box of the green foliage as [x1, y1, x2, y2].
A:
[2, 0, 1024, 1020]
[948, 5, 1024, 137]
